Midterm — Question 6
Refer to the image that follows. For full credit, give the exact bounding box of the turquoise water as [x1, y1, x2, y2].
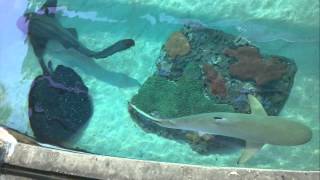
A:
[0, 0, 319, 170]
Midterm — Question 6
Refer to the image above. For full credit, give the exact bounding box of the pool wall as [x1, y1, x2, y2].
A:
[0, 141, 319, 180]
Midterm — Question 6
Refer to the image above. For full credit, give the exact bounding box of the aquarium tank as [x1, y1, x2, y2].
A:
[0, 0, 319, 171]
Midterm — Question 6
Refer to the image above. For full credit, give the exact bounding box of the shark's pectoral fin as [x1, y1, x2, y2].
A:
[248, 94, 267, 116]
[66, 28, 78, 39]
[61, 42, 73, 49]
[238, 141, 264, 164]
[60, 28, 78, 49]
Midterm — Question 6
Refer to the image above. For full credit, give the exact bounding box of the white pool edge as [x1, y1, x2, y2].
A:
[0, 141, 319, 180]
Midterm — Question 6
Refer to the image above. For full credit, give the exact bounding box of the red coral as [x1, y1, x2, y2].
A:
[203, 64, 227, 97]
[224, 46, 287, 86]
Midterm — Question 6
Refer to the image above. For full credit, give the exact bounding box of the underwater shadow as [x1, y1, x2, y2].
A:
[48, 47, 141, 88]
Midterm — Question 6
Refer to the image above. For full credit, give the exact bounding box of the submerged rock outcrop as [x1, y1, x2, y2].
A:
[28, 65, 93, 145]
[129, 26, 297, 154]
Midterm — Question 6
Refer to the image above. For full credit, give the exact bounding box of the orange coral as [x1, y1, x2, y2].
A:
[203, 64, 227, 97]
[164, 32, 191, 59]
[224, 46, 287, 86]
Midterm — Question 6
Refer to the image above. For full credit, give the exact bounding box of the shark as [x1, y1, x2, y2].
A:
[17, 0, 135, 74]
[129, 94, 312, 163]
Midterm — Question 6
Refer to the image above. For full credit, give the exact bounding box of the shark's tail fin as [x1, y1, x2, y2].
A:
[128, 102, 162, 123]
[0, 125, 38, 145]
[91, 39, 135, 59]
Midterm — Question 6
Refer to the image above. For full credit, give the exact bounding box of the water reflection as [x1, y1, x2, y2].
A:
[47, 48, 141, 88]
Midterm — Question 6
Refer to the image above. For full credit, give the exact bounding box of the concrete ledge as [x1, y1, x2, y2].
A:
[0, 142, 319, 180]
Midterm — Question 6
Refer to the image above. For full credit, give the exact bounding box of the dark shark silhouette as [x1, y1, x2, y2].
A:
[23, 0, 135, 74]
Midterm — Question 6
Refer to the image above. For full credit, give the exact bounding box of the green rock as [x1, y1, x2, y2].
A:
[131, 62, 233, 118]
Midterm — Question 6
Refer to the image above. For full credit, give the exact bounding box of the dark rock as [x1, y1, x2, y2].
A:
[28, 65, 93, 145]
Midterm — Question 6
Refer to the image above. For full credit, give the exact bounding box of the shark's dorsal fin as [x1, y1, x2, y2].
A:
[248, 94, 267, 116]
[40, 0, 57, 17]
[238, 141, 264, 164]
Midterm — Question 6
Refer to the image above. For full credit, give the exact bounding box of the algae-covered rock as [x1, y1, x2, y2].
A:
[131, 62, 234, 118]
[131, 75, 178, 118]
[129, 26, 296, 154]
[130, 62, 238, 154]
[154, 26, 296, 115]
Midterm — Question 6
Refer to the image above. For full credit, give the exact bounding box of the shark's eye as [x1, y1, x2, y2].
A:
[212, 116, 228, 125]
[213, 116, 223, 120]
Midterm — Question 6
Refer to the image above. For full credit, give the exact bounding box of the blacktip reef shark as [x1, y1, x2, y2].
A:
[17, 0, 135, 74]
[129, 94, 312, 164]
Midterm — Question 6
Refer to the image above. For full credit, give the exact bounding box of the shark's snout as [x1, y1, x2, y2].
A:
[123, 39, 135, 47]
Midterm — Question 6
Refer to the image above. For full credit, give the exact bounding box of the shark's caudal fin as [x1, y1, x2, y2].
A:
[90, 39, 135, 59]
[0, 125, 38, 146]
[128, 103, 162, 123]
[0, 126, 91, 155]
[238, 95, 267, 164]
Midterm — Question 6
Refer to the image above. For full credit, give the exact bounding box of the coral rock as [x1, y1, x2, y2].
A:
[186, 132, 201, 144]
[165, 32, 191, 59]
[224, 46, 288, 86]
[203, 63, 227, 97]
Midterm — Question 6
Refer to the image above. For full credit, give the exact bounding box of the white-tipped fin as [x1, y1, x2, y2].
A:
[238, 141, 264, 164]
[248, 94, 267, 116]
